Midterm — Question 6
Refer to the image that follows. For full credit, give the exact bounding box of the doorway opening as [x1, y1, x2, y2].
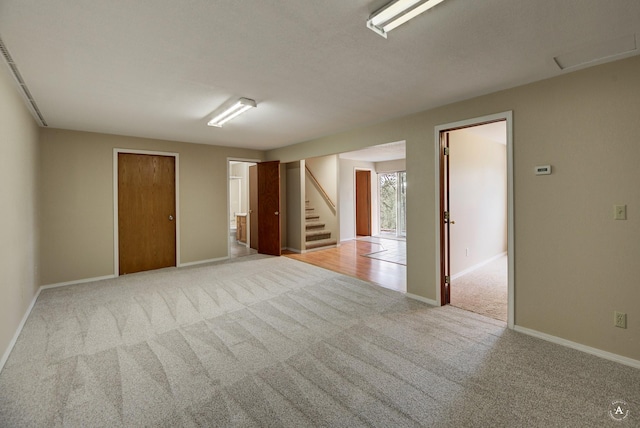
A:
[435, 112, 514, 327]
[228, 160, 258, 259]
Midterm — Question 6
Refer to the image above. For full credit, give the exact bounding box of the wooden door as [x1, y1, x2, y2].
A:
[249, 165, 258, 250]
[118, 153, 176, 275]
[257, 161, 281, 256]
[355, 170, 371, 236]
[440, 132, 451, 305]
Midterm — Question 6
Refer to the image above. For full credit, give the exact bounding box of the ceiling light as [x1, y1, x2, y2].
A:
[367, 0, 445, 38]
[207, 97, 256, 127]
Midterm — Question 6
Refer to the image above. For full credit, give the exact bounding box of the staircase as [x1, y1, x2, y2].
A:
[305, 201, 337, 250]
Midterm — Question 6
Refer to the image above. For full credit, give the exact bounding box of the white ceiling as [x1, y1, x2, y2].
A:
[1, 1, 639, 150]
[340, 140, 406, 162]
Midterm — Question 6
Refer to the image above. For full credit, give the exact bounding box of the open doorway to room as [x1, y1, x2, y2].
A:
[436, 113, 513, 325]
[286, 141, 408, 292]
[228, 160, 258, 259]
[337, 141, 408, 289]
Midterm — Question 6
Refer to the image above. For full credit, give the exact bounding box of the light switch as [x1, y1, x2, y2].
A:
[614, 205, 627, 220]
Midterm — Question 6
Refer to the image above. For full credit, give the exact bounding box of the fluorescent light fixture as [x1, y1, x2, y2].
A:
[207, 97, 256, 127]
[367, 0, 445, 38]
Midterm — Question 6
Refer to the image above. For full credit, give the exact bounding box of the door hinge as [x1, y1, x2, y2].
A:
[443, 147, 450, 156]
[445, 276, 450, 284]
[444, 211, 450, 220]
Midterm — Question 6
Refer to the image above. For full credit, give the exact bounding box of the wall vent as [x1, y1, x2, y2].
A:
[0, 35, 48, 126]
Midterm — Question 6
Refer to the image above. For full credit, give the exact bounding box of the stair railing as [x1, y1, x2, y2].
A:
[305, 165, 336, 213]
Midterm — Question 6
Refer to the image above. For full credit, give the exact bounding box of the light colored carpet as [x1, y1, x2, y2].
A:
[1, 256, 638, 427]
[451, 255, 508, 322]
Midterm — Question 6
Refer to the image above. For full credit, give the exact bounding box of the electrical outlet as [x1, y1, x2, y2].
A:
[465, 248, 469, 257]
[614, 311, 627, 329]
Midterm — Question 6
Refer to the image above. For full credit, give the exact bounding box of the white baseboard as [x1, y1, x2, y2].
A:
[0, 287, 42, 373]
[41, 274, 116, 290]
[405, 292, 438, 306]
[179, 256, 228, 267]
[514, 325, 640, 370]
[451, 251, 507, 281]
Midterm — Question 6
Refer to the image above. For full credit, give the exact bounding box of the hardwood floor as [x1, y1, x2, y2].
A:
[284, 239, 406, 292]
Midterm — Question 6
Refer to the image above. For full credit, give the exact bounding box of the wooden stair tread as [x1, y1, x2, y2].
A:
[305, 238, 338, 250]
[305, 221, 325, 230]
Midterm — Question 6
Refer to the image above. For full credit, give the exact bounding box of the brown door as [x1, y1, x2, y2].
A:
[118, 153, 176, 275]
[257, 161, 281, 256]
[355, 170, 371, 236]
[249, 164, 258, 250]
[440, 131, 451, 305]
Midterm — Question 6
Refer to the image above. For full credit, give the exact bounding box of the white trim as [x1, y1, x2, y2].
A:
[405, 292, 438, 306]
[434, 111, 515, 329]
[178, 256, 229, 267]
[41, 274, 116, 290]
[0, 288, 42, 373]
[514, 325, 640, 370]
[113, 149, 180, 277]
[451, 251, 507, 281]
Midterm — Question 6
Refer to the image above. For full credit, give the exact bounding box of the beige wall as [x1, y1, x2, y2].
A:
[375, 158, 406, 173]
[279, 162, 287, 250]
[0, 64, 40, 361]
[449, 129, 507, 275]
[285, 162, 303, 251]
[267, 56, 640, 360]
[39, 128, 262, 284]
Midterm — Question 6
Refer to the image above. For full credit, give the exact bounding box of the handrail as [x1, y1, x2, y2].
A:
[305, 165, 336, 211]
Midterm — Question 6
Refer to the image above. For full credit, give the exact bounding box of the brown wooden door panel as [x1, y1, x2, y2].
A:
[249, 164, 258, 250]
[355, 170, 371, 236]
[440, 132, 451, 305]
[118, 153, 176, 274]
[257, 161, 281, 256]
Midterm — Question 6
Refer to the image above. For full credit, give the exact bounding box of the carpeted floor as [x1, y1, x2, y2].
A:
[451, 255, 508, 322]
[1, 256, 638, 427]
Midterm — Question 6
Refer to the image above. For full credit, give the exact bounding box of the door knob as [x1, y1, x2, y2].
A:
[450, 220, 455, 224]
[275, 211, 279, 215]
[169, 215, 174, 221]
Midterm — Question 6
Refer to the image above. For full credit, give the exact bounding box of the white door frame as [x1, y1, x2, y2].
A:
[434, 111, 515, 329]
[113, 148, 180, 277]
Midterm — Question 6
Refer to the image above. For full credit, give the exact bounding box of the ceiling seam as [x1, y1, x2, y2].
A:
[0, 35, 48, 127]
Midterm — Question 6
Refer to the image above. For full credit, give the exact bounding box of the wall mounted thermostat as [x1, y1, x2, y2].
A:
[535, 165, 552, 175]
